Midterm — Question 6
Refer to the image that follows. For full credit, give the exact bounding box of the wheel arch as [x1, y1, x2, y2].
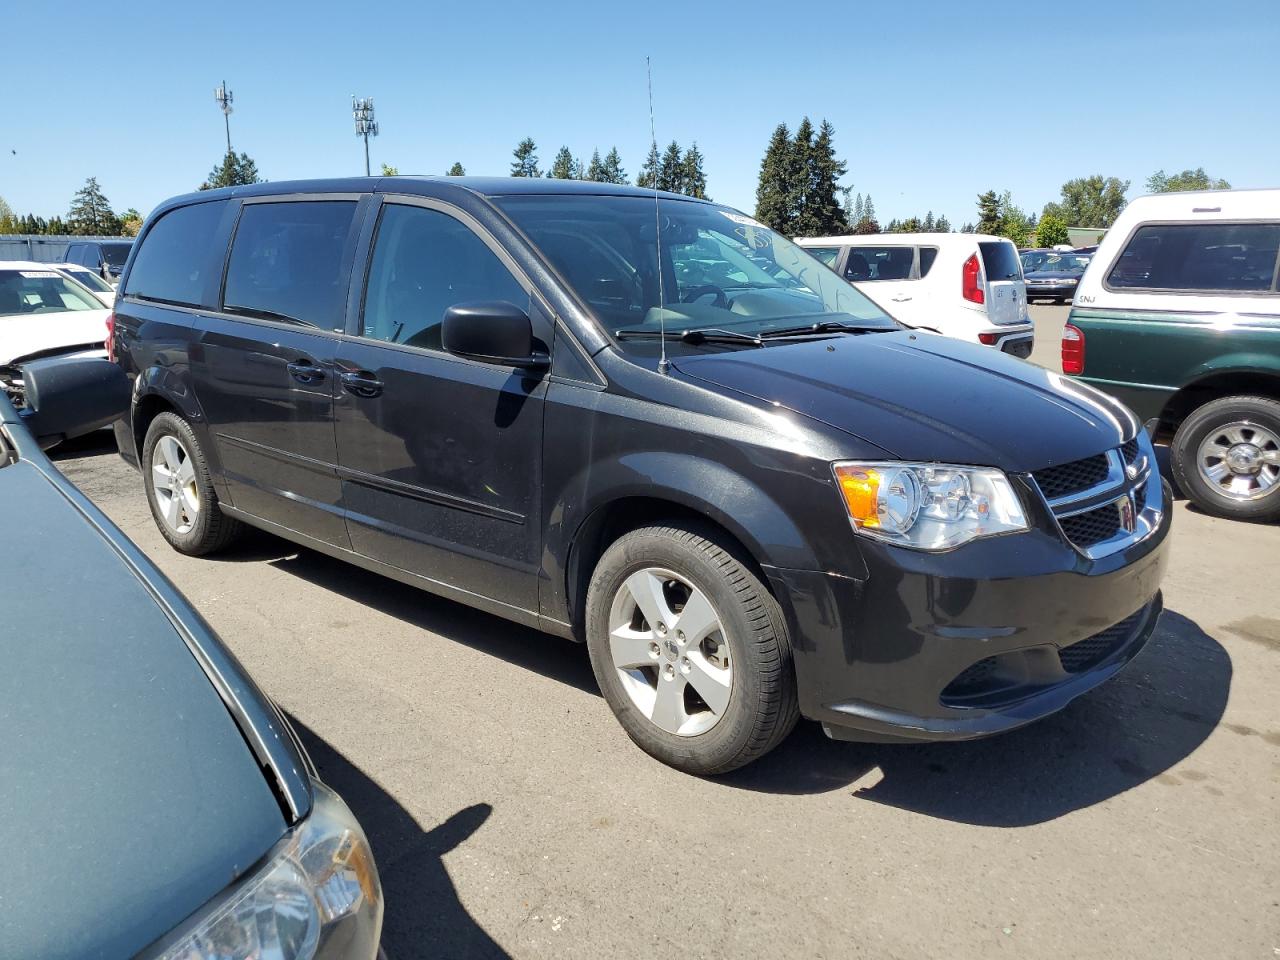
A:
[1157, 368, 1280, 440]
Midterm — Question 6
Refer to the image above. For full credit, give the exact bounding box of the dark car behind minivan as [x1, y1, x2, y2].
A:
[111, 177, 1170, 774]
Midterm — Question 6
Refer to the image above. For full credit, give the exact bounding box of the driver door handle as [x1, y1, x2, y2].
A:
[340, 370, 384, 398]
[286, 360, 326, 384]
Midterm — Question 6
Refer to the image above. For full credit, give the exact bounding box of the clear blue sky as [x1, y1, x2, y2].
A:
[4, 0, 1276, 227]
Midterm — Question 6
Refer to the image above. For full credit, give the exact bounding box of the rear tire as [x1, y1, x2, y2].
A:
[142, 412, 243, 554]
[1171, 395, 1280, 522]
[585, 524, 799, 775]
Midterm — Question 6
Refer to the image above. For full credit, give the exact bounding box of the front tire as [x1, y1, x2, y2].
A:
[1171, 395, 1280, 522]
[584, 524, 799, 775]
[142, 412, 243, 554]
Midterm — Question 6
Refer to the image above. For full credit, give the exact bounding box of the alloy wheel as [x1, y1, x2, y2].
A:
[151, 435, 200, 534]
[607, 567, 733, 737]
[1196, 420, 1280, 501]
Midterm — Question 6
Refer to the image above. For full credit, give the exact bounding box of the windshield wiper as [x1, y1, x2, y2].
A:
[761, 320, 889, 339]
[614, 327, 763, 347]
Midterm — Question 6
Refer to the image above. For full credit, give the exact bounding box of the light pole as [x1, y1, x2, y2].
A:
[214, 81, 234, 155]
[352, 96, 379, 176]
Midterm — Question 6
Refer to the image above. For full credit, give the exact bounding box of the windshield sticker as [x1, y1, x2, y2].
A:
[719, 211, 765, 228]
[19, 271, 60, 279]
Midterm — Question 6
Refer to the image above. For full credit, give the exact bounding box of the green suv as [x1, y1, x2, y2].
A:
[1064, 189, 1280, 522]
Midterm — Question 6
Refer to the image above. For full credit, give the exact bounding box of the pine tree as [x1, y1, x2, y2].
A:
[549, 145, 577, 180]
[864, 195, 876, 223]
[602, 147, 627, 185]
[658, 141, 685, 193]
[804, 119, 848, 235]
[0, 195, 15, 233]
[976, 190, 1002, 234]
[585, 149, 606, 182]
[852, 216, 881, 236]
[636, 142, 661, 189]
[511, 138, 540, 177]
[47, 216, 66, 235]
[853, 193, 864, 223]
[681, 143, 708, 199]
[67, 177, 120, 235]
[755, 122, 794, 233]
[960, 222, 976, 233]
[935, 214, 952, 232]
[200, 151, 262, 191]
[446, 162, 466, 176]
[789, 118, 817, 235]
[923, 211, 935, 232]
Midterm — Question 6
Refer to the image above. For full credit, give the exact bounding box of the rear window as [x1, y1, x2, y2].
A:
[979, 241, 1021, 282]
[125, 200, 229, 307]
[100, 242, 132, 267]
[223, 201, 357, 327]
[1107, 222, 1280, 293]
[845, 246, 915, 281]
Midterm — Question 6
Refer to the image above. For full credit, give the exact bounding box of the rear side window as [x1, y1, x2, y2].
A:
[224, 201, 357, 327]
[1107, 222, 1280, 293]
[805, 246, 840, 267]
[919, 247, 938, 277]
[124, 200, 229, 307]
[978, 241, 1021, 281]
[846, 246, 915, 281]
[361, 204, 527, 351]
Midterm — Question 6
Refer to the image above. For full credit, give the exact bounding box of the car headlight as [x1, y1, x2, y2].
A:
[833, 461, 1028, 550]
[155, 781, 382, 960]
[1063, 277, 1079, 284]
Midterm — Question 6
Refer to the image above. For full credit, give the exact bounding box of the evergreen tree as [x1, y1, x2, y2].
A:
[120, 207, 143, 237]
[863, 195, 876, 223]
[681, 143, 708, 199]
[510, 138, 541, 177]
[960, 222, 976, 233]
[0, 195, 15, 232]
[47, 216, 66, 235]
[636, 142, 661, 190]
[789, 118, 817, 235]
[602, 147, 627, 185]
[922, 211, 935, 232]
[885, 218, 902, 232]
[446, 162, 466, 176]
[804, 119, 848, 235]
[585, 149, 606, 182]
[200, 151, 262, 190]
[755, 122, 795, 232]
[901, 216, 922, 232]
[976, 190, 1002, 234]
[935, 214, 952, 232]
[853, 193, 864, 222]
[67, 177, 120, 235]
[658, 141, 685, 193]
[549, 145, 577, 180]
[852, 216, 881, 235]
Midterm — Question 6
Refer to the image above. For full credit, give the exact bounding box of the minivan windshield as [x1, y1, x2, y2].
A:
[495, 195, 897, 342]
[0, 269, 103, 317]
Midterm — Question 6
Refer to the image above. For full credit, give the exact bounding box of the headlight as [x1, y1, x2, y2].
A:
[833, 461, 1028, 550]
[155, 782, 382, 960]
[1063, 277, 1079, 284]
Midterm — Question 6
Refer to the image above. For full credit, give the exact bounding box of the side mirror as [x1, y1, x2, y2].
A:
[19, 356, 130, 450]
[441, 301, 549, 370]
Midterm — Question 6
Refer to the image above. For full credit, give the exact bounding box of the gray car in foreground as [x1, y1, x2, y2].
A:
[0, 358, 382, 960]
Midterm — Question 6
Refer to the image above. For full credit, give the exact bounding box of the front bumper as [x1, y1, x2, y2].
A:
[1025, 284, 1077, 299]
[766, 479, 1172, 742]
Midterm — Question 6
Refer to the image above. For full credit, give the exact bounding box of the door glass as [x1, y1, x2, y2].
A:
[223, 201, 357, 327]
[847, 246, 914, 281]
[805, 246, 840, 267]
[1107, 222, 1280, 293]
[361, 204, 527, 351]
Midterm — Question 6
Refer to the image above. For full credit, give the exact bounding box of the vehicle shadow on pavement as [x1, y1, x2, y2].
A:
[287, 714, 513, 960]
[264, 545, 600, 695]
[721, 610, 1231, 825]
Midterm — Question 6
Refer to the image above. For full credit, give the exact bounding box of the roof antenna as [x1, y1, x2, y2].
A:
[647, 56, 670, 376]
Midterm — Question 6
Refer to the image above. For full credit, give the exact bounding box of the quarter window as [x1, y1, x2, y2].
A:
[361, 204, 527, 351]
[223, 201, 357, 327]
[918, 247, 939, 277]
[123, 200, 229, 307]
[1108, 222, 1280, 293]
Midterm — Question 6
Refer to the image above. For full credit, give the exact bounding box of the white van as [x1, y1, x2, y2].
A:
[797, 233, 1033, 356]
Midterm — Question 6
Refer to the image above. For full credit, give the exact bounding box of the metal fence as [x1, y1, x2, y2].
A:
[0, 235, 124, 263]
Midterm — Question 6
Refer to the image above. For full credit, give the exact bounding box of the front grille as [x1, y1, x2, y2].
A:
[941, 656, 999, 699]
[1033, 454, 1110, 499]
[1059, 607, 1146, 673]
[1121, 438, 1139, 464]
[1059, 501, 1122, 547]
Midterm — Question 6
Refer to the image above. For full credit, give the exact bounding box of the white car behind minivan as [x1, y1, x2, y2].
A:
[797, 233, 1034, 357]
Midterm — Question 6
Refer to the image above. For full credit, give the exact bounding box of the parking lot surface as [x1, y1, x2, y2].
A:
[54, 304, 1278, 959]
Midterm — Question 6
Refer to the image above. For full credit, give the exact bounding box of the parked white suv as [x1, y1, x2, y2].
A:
[797, 233, 1034, 357]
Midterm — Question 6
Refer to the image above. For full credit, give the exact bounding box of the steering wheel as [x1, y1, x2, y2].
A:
[680, 285, 729, 309]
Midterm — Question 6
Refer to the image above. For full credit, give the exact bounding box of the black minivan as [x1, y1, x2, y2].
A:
[112, 177, 1170, 774]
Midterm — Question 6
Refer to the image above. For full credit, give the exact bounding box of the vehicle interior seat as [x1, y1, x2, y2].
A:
[844, 252, 871, 281]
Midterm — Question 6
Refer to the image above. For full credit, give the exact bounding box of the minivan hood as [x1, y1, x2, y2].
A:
[0, 308, 110, 366]
[0, 458, 285, 960]
[672, 331, 1139, 471]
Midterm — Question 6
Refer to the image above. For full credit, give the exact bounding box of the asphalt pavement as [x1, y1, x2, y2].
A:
[52, 303, 1278, 959]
